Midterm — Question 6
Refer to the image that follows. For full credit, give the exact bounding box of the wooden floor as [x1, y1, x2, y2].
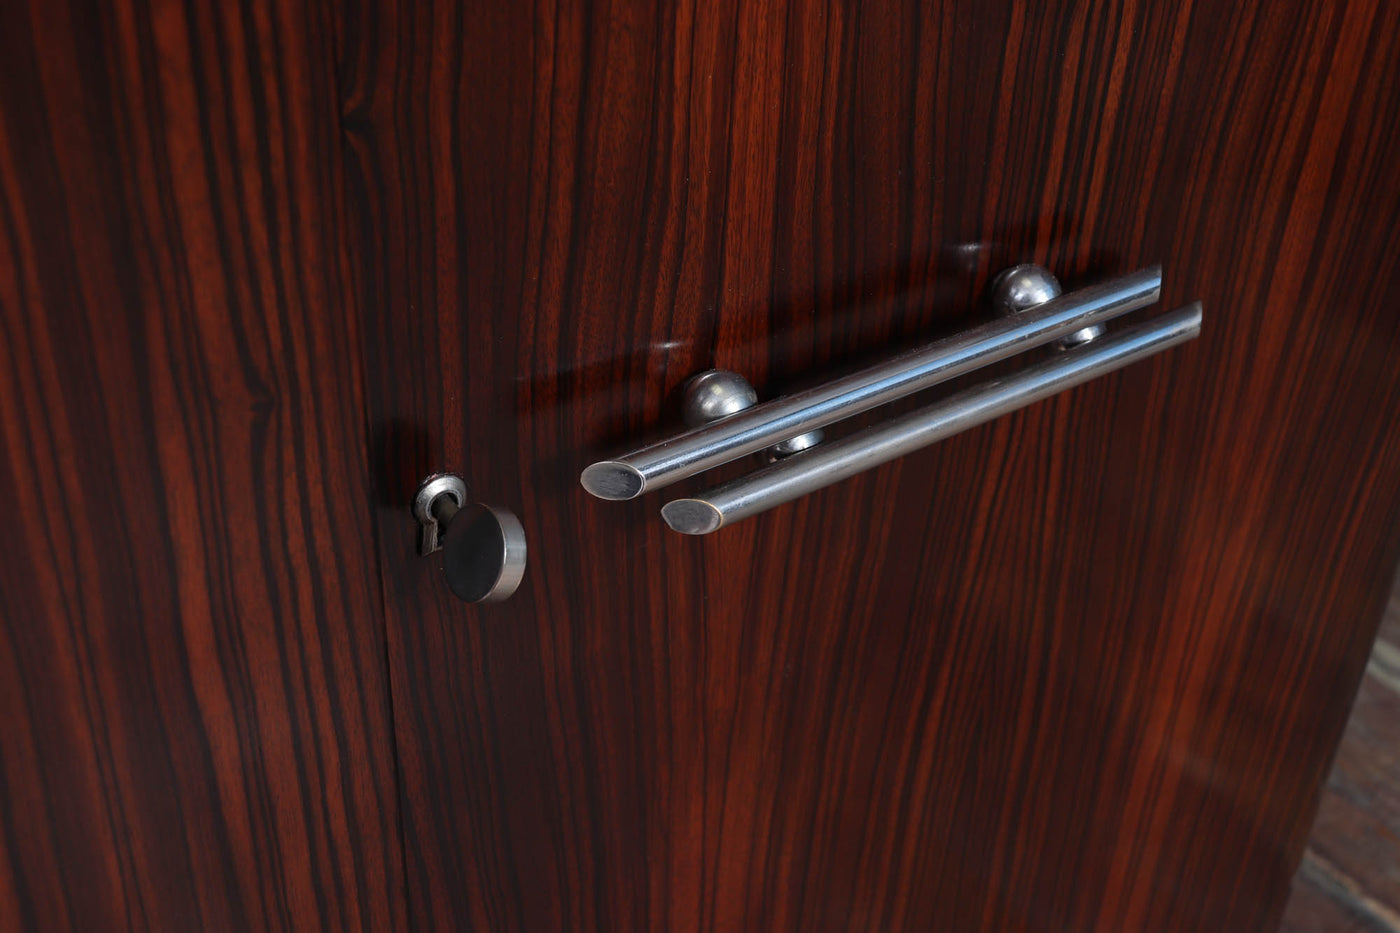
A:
[1281, 582, 1400, 932]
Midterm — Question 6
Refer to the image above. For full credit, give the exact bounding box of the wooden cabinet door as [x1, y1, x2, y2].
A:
[0, 1, 405, 930]
[5, 0, 1400, 931]
[340, 1, 1400, 930]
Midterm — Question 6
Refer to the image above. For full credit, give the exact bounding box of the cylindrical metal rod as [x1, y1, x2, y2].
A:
[581, 266, 1162, 500]
[660, 302, 1202, 535]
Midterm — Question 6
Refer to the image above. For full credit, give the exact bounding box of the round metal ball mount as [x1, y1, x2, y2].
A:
[988, 263, 1105, 348]
[681, 370, 825, 460]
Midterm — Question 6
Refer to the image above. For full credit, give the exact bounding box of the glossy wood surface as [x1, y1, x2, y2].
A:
[6, 0, 1400, 930]
[0, 1, 405, 929]
[340, 0, 1400, 930]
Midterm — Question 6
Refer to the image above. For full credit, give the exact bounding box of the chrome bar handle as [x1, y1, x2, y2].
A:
[660, 303, 1202, 534]
[580, 266, 1162, 500]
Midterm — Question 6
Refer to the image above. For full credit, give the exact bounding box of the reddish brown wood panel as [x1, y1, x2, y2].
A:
[339, 0, 1400, 930]
[0, 1, 405, 930]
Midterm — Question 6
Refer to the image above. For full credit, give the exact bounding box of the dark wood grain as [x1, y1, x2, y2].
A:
[0, 0, 405, 929]
[340, 0, 1400, 930]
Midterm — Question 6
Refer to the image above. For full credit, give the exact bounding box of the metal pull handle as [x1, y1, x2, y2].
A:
[661, 302, 1201, 533]
[581, 266, 1161, 500]
[580, 264, 1203, 534]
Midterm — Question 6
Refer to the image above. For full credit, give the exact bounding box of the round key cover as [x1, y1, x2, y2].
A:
[441, 503, 527, 603]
